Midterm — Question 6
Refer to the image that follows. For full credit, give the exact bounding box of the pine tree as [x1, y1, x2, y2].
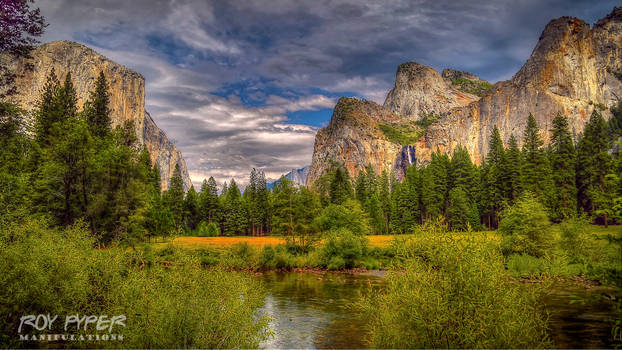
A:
[421, 151, 449, 220]
[222, 179, 247, 236]
[0, 102, 31, 220]
[84, 71, 111, 138]
[447, 187, 470, 231]
[521, 113, 552, 201]
[329, 167, 353, 205]
[271, 177, 297, 235]
[505, 134, 522, 203]
[449, 146, 477, 196]
[607, 100, 622, 141]
[549, 113, 577, 221]
[390, 165, 420, 233]
[355, 170, 368, 204]
[199, 176, 220, 223]
[32, 72, 86, 226]
[378, 170, 392, 234]
[183, 185, 200, 230]
[164, 164, 184, 229]
[34, 68, 60, 147]
[577, 110, 613, 224]
[481, 126, 506, 228]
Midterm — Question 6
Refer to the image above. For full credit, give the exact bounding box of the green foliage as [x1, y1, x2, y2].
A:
[83, 71, 111, 138]
[378, 121, 422, 145]
[314, 199, 371, 235]
[499, 194, 552, 257]
[198, 176, 220, 224]
[608, 100, 622, 140]
[328, 166, 353, 205]
[164, 164, 184, 229]
[219, 179, 247, 236]
[450, 77, 493, 97]
[577, 110, 614, 224]
[0, 102, 31, 221]
[414, 112, 441, 130]
[0, 219, 270, 348]
[549, 113, 577, 221]
[183, 185, 200, 230]
[358, 220, 551, 348]
[245, 168, 270, 235]
[446, 187, 472, 231]
[521, 114, 553, 202]
[321, 228, 369, 269]
[194, 221, 220, 237]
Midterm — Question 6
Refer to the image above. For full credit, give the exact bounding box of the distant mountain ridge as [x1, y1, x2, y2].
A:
[267, 166, 310, 189]
[306, 7, 622, 186]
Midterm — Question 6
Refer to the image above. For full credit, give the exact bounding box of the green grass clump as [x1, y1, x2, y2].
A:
[378, 122, 423, 145]
[451, 77, 493, 97]
[414, 112, 441, 129]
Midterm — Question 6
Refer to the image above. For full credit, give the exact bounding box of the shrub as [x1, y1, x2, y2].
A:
[327, 256, 346, 270]
[314, 199, 371, 235]
[356, 222, 551, 348]
[321, 228, 368, 269]
[0, 219, 270, 348]
[195, 221, 219, 237]
[499, 193, 552, 257]
[559, 216, 591, 257]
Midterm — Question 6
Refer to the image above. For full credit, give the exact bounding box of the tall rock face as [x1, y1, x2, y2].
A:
[426, 9, 622, 162]
[383, 62, 479, 121]
[306, 97, 427, 185]
[1, 41, 191, 191]
[307, 7, 622, 186]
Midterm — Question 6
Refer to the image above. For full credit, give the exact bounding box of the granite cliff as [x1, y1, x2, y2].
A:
[1, 41, 191, 191]
[307, 7, 622, 186]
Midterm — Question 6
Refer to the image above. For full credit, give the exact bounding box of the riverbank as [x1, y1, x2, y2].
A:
[142, 224, 621, 286]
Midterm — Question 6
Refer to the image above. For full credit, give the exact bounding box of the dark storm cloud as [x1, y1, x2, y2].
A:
[36, 0, 619, 187]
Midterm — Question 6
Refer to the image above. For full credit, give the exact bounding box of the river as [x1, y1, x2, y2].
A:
[256, 271, 620, 349]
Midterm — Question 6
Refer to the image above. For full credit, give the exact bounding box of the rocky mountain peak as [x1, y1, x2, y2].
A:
[1, 40, 191, 191]
[512, 16, 594, 99]
[307, 7, 622, 186]
[594, 6, 622, 28]
[383, 61, 480, 121]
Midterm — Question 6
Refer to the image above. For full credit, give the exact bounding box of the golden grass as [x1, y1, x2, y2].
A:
[146, 225, 620, 251]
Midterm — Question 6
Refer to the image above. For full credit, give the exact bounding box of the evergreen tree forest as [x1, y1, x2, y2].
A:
[184, 105, 622, 236]
[3, 67, 622, 244]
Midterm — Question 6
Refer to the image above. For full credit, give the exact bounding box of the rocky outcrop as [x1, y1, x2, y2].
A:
[306, 97, 426, 185]
[427, 8, 622, 163]
[441, 69, 493, 97]
[382, 62, 480, 121]
[307, 7, 622, 185]
[1, 41, 191, 190]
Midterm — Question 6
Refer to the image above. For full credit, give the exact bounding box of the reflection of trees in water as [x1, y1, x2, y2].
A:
[261, 272, 382, 309]
[257, 272, 384, 349]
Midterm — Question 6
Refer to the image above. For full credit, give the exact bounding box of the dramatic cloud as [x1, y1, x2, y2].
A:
[36, 0, 619, 188]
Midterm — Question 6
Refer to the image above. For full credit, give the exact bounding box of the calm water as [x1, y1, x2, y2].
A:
[256, 271, 620, 349]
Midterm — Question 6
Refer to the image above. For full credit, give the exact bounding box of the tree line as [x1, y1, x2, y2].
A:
[3, 67, 622, 241]
[181, 104, 622, 236]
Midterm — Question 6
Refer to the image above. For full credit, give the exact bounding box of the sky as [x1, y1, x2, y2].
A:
[36, 0, 619, 189]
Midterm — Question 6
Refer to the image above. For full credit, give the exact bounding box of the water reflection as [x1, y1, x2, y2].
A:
[543, 282, 619, 349]
[257, 271, 383, 349]
[256, 271, 619, 349]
